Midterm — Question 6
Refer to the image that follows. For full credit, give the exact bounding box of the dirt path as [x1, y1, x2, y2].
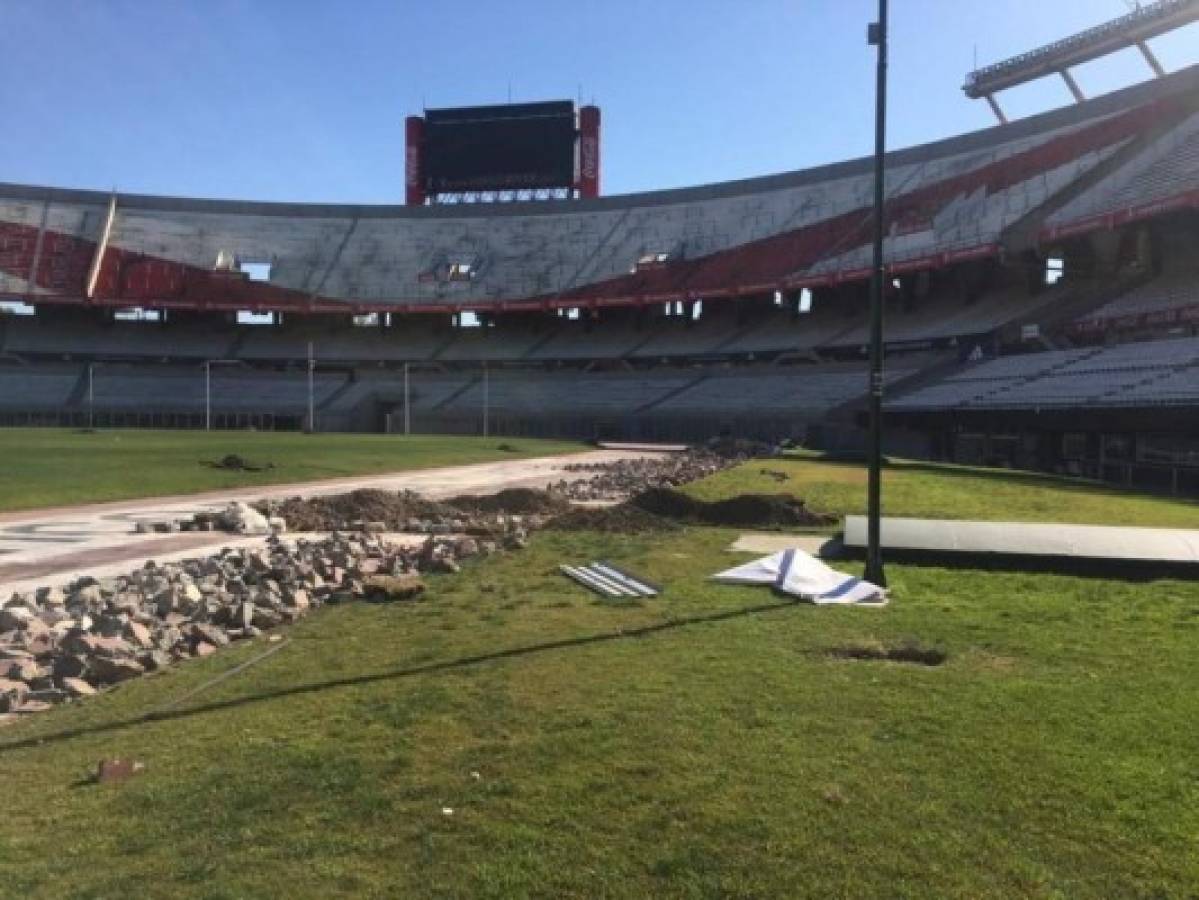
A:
[0, 448, 663, 592]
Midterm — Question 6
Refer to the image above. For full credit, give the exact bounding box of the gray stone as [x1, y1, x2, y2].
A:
[90, 656, 145, 684]
[188, 623, 229, 648]
[72, 584, 104, 607]
[0, 607, 34, 632]
[251, 607, 284, 629]
[137, 650, 172, 672]
[0, 678, 29, 711]
[125, 621, 154, 649]
[52, 655, 89, 679]
[13, 699, 53, 714]
[37, 586, 66, 607]
[60, 677, 97, 698]
[234, 601, 255, 630]
[4, 658, 45, 682]
[364, 574, 426, 602]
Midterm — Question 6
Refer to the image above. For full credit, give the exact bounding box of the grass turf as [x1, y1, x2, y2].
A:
[686, 454, 1199, 529]
[0, 430, 582, 512]
[0, 456, 1196, 897]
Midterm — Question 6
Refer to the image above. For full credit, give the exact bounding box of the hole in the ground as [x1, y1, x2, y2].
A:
[829, 640, 947, 667]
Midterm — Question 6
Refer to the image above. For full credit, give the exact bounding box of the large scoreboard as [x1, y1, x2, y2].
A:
[405, 100, 600, 204]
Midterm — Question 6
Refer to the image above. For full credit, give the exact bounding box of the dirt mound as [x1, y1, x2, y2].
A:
[446, 488, 571, 516]
[204, 454, 275, 472]
[703, 493, 835, 528]
[260, 489, 455, 531]
[546, 505, 679, 534]
[630, 488, 834, 529]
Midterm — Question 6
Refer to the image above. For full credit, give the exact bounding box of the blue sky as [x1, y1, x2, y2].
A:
[2, 0, 1197, 202]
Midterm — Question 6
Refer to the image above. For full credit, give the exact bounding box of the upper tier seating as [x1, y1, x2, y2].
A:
[1075, 270, 1199, 324]
[827, 288, 1055, 347]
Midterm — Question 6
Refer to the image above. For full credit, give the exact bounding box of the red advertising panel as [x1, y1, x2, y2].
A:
[405, 116, 426, 206]
[577, 105, 601, 199]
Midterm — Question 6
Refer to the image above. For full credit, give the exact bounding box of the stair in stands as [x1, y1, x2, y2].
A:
[431, 375, 481, 412]
[632, 372, 711, 414]
[317, 373, 358, 411]
[64, 365, 89, 408]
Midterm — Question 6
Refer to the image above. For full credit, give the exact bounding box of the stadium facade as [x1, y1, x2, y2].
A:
[1, 66, 1198, 493]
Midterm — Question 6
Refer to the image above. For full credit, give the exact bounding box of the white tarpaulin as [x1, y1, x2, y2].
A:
[712, 549, 887, 606]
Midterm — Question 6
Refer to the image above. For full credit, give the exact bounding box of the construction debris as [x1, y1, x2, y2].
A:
[559, 562, 660, 599]
[550, 450, 734, 502]
[0, 530, 491, 718]
[712, 549, 887, 605]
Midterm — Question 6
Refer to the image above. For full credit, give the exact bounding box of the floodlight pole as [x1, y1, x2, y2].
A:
[866, 0, 888, 587]
[403, 362, 411, 435]
[87, 362, 95, 430]
[307, 341, 315, 433]
[482, 362, 490, 438]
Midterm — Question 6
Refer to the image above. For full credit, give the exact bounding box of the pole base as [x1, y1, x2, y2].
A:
[864, 561, 888, 588]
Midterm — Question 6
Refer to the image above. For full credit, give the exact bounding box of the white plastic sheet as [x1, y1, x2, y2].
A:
[712, 549, 887, 606]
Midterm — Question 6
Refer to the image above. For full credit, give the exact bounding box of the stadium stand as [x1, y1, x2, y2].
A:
[888, 336, 1199, 410]
[1074, 268, 1199, 326]
[1, 63, 1198, 491]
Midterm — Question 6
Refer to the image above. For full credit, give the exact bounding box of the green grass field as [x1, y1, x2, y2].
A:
[686, 454, 1199, 528]
[0, 430, 582, 512]
[1, 454, 1197, 897]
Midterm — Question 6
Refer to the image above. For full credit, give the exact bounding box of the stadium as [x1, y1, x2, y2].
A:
[2, 2, 1198, 897]
[3, 35, 1199, 492]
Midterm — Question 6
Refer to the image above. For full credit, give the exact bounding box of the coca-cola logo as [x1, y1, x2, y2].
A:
[406, 147, 419, 187]
[580, 137, 598, 180]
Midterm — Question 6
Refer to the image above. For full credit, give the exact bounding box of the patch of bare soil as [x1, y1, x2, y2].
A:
[445, 488, 571, 516]
[203, 454, 275, 472]
[630, 488, 835, 529]
[829, 640, 947, 667]
[259, 489, 456, 531]
[545, 505, 679, 534]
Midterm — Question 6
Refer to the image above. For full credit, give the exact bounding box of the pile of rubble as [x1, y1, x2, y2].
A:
[140, 501, 282, 536]
[1, 449, 775, 719]
[550, 450, 736, 502]
[246, 488, 554, 537]
[0, 529, 516, 718]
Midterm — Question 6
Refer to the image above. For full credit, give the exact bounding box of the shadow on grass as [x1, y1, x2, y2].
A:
[889, 459, 1148, 497]
[0, 598, 799, 755]
[812, 452, 1179, 502]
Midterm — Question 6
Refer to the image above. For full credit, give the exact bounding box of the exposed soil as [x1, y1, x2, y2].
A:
[445, 488, 571, 516]
[829, 640, 947, 667]
[545, 505, 680, 534]
[204, 454, 275, 472]
[259, 489, 456, 531]
[630, 488, 835, 529]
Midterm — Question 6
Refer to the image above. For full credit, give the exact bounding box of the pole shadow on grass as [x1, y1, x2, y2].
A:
[0, 598, 800, 755]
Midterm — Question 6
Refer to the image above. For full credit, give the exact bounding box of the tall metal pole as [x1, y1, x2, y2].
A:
[403, 362, 411, 436]
[204, 362, 211, 432]
[307, 341, 315, 433]
[866, 0, 889, 587]
[482, 362, 490, 438]
[87, 363, 95, 430]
